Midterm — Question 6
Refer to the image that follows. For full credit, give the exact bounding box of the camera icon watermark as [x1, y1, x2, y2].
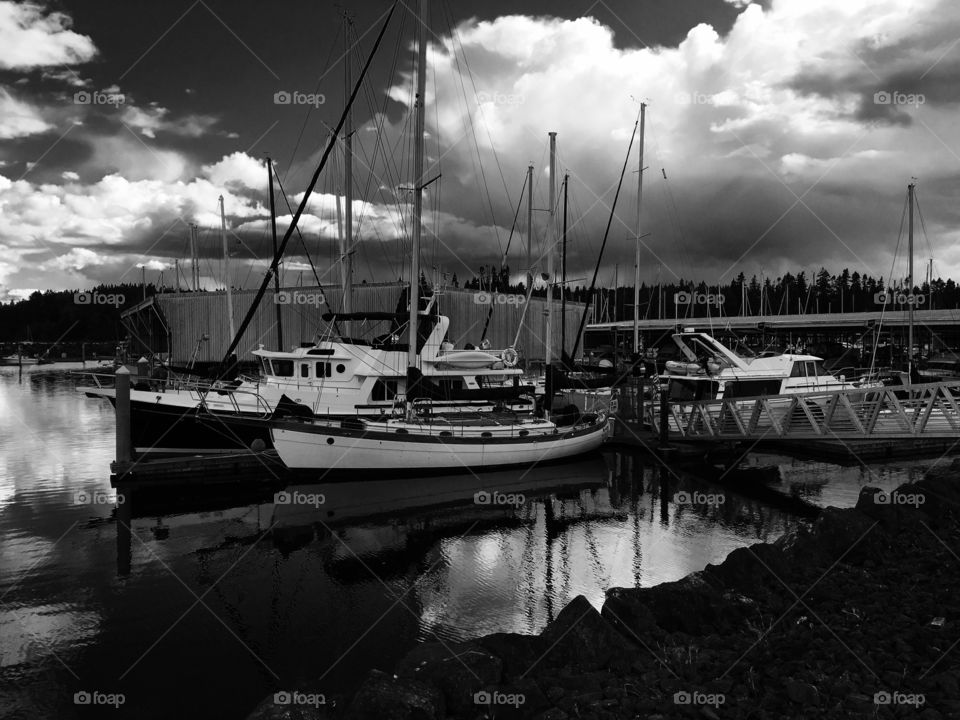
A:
[275, 291, 325, 306]
[274, 691, 326, 707]
[273, 90, 325, 107]
[674, 491, 725, 506]
[873, 291, 925, 306]
[476, 91, 525, 106]
[474, 690, 525, 708]
[74, 690, 125, 708]
[74, 490, 124, 505]
[874, 690, 925, 707]
[674, 91, 715, 106]
[874, 90, 925, 107]
[74, 90, 125, 106]
[873, 490, 925, 507]
[673, 690, 725, 707]
[674, 291, 725, 306]
[274, 491, 325, 507]
[473, 292, 525, 306]
[474, 490, 526, 507]
[75, 291, 125, 307]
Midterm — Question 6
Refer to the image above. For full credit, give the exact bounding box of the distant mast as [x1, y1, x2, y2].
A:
[633, 102, 646, 354]
[220, 195, 236, 344]
[342, 10, 354, 338]
[546, 131, 557, 366]
[908, 181, 915, 380]
[266, 155, 283, 350]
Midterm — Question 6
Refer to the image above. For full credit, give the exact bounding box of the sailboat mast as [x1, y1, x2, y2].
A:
[561, 173, 568, 361]
[525, 163, 534, 292]
[546, 131, 556, 366]
[908, 182, 915, 379]
[407, 0, 428, 371]
[633, 102, 646, 354]
[343, 11, 354, 336]
[220, 195, 236, 344]
[266, 156, 283, 351]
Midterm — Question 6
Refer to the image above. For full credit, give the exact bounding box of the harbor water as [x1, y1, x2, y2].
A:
[0, 365, 950, 719]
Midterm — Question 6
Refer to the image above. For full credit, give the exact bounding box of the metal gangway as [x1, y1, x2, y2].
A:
[660, 380, 960, 441]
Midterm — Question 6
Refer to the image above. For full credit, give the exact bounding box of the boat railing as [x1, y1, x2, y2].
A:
[194, 384, 274, 418]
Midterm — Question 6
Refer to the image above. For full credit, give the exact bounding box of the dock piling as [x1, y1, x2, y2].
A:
[115, 367, 131, 467]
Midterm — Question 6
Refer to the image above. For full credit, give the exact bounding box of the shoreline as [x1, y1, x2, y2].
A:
[247, 459, 960, 719]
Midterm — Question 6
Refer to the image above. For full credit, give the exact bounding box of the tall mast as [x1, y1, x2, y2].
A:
[342, 10, 354, 337]
[633, 102, 646, 354]
[561, 173, 568, 361]
[189, 224, 198, 291]
[220, 195, 236, 343]
[546, 131, 556, 366]
[266, 156, 283, 351]
[407, 0, 427, 371]
[525, 163, 534, 292]
[908, 181, 915, 379]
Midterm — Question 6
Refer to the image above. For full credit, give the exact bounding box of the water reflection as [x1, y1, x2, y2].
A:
[2, 366, 955, 720]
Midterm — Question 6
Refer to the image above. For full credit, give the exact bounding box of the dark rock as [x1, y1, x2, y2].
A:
[539, 595, 634, 670]
[474, 632, 547, 680]
[784, 678, 819, 706]
[395, 641, 501, 716]
[245, 693, 333, 720]
[347, 669, 443, 720]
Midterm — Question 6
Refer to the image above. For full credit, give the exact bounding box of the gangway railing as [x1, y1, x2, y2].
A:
[663, 380, 960, 441]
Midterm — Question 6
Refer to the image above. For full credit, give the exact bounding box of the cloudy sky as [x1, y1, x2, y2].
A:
[0, 0, 958, 302]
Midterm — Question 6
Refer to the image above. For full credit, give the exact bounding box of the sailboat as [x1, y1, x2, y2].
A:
[268, 0, 609, 472]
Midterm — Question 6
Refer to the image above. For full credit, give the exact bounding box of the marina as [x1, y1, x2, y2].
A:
[3, 0, 960, 717]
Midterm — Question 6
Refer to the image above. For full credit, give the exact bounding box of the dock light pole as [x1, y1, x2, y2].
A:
[908, 182, 915, 381]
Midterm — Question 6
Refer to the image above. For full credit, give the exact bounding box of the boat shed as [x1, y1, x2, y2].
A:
[120, 283, 588, 365]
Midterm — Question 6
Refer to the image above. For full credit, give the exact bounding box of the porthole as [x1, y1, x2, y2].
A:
[481, 431, 493, 438]
[519, 430, 529, 437]
[336, 363, 346, 374]
[396, 428, 409, 434]
[439, 430, 452, 437]
[326, 437, 335, 445]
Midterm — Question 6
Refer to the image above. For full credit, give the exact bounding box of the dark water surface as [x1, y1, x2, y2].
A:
[0, 365, 949, 719]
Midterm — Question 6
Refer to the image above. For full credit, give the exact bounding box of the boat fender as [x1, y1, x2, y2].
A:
[502, 347, 519, 367]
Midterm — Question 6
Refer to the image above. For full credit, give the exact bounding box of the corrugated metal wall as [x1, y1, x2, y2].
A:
[155, 283, 588, 363]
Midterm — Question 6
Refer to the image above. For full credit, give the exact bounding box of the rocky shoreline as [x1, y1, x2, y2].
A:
[248, 459, 960, 719]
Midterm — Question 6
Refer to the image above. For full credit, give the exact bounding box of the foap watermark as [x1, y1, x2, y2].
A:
[874, 90, 925, 108]
[274, 491, 325, 508]
[874, 291, 925, 306]
[274, 90, 325, 107]
[474, 690, 525, 708]
[74, 90, 125, 106]
[873, 490, 925, 507]
[74, 490, 124, 505]
[674, 690, 725, 708]
[274, 691, 326, 708]
[473, 292, 525, 306]
[474, 490, 525, 507]
[674, 490, 725, 506]
[74, 691, 125, 708]
[874, 691, 925, 707]
[476, 91, 524, 106]
[674, 91, 715, 106]
[75, 291, 125, 307]
[275, 291, 325, 306]
[674, 291, 725, 306]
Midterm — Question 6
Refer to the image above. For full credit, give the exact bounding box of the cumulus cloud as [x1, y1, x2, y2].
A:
[0, 1, 96, 69]
[0, 87, 53, 138]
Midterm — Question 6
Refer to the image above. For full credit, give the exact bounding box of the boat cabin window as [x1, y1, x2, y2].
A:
[668, 379, 719, 401]
[300, 363, 310, 378]
[272, 359, 294, 377]
[724, 379, 782, 398]
[372, 379, 398, 401]
[315, 362, 332, 378]
[790, 362, 805, 377]
[806, 361, 818, 377]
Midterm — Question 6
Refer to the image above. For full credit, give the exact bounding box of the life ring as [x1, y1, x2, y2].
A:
[502, 347, 519, 367]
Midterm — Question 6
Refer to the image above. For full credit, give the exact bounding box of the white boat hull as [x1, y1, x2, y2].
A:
[271, 418, 608, 471]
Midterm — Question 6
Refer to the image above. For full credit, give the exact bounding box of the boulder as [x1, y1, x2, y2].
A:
[395, 641, 501, 716]
[473, 632, 547, 680]
[347, 669, 443, 720]
[539, 595, 634, 670]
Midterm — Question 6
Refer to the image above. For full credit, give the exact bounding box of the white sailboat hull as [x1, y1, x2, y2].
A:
[271, 418, 608, 471]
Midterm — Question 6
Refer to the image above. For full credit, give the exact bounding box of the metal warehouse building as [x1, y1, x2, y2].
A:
[121, 282, 589, 364]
